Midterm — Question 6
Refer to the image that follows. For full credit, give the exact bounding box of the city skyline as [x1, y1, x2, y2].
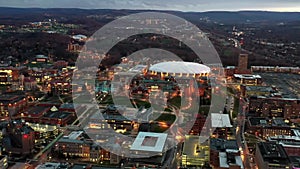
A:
[0, 0, 300, 12]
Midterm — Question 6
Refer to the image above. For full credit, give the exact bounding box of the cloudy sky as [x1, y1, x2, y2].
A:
[0, 0, 299, 12]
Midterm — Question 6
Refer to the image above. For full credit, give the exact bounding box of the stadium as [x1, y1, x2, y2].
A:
[148, 61, 210, 79]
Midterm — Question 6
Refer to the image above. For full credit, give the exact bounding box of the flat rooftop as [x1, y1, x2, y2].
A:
[43, 111, 72, 119]
[68, 131, 84, 140]
[26, 122, 57, 132]
[0, 94, 25, 103]
[129, 65, 147, 73]
[211, 113, 232, 128]
[26, 106, 50, 115]
[210, 138, 239, 152]
[248, 117, 268, 126]
[219, 152, 244, 169]
[130, 132, 167, 153]
[36, 162, 67, 169]
[245, 85, 274, 92]
[249, 117, 290, 127]
[257, 142, 290, 165]
[183, 135, 209, 157]
[234, 74, 261, 79]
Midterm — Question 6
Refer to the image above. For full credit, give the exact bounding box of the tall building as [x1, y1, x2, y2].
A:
[2, 121, 35, 155]
[238, 54, 248, 71]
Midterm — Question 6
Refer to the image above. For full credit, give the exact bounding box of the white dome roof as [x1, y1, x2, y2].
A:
[149, 61, 210, 74]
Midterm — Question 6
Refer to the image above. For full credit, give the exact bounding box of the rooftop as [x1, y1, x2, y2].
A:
[25, 106, 50, 115]
[257, 142, 290, 165]
[35, 54, 48, 59]
[289, 156, 300, 168]
[219, 152, 244, 169]
[43, 111, 72, 119]
[245, 85, 274, 92]
[128, 64, 147, 73]
[210, 138, 239, 152]
[36, 162, 67, 169]
[233, 74, 261, 79]
[68, 131, 84, 140]
[130, 132, 167, 153]
[211, 113, 232, 128]
[0, 94, 25, 104]
[26, 122, 58, 132]
[149, 61, 210, 74]
[249, 117, 291, 127]
[59, 103, 75, 109]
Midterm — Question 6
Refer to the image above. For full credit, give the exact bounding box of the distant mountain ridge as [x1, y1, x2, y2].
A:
[0, 7, 300, 24]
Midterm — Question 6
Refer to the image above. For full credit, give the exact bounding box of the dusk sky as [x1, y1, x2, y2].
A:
[0, 0, 299, 12]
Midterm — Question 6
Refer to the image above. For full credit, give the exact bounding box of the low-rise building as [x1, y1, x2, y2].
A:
[255, 142, 291, 169]
[240, 85, 274, 97]
[268, 135, 300, 156]
[210, 138, 242, 169]
[182, 135, 209, 167]
[42, 110, 75, 126]
[36, 162, 68, 169]
[211, 113, 233, 139]
[0, 93, 27, 119]
[128, 132, 169, 168]
[248, 96, 300, 119]
[247, 117, 292, 139]
[233, 74, 262, 85]
[218, 152, 244, 169]
[57, 131, 110, 163]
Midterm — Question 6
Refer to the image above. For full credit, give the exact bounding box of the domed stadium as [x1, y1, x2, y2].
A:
[148, 61, 210, 79]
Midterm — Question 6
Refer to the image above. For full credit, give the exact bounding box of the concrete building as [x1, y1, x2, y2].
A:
[233, 74, 262, 86]
[210, 138, 242, 169]
[182, 135, 209, 167]
[255, 142, 291, 169]
[240, 85, 274, 97]
[128, 132, 168, 168]
[211, 113, 233, 139]
[218, 152, 244, 169]
[268, 135, 300, 156]
[57, 131, 110, 163]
